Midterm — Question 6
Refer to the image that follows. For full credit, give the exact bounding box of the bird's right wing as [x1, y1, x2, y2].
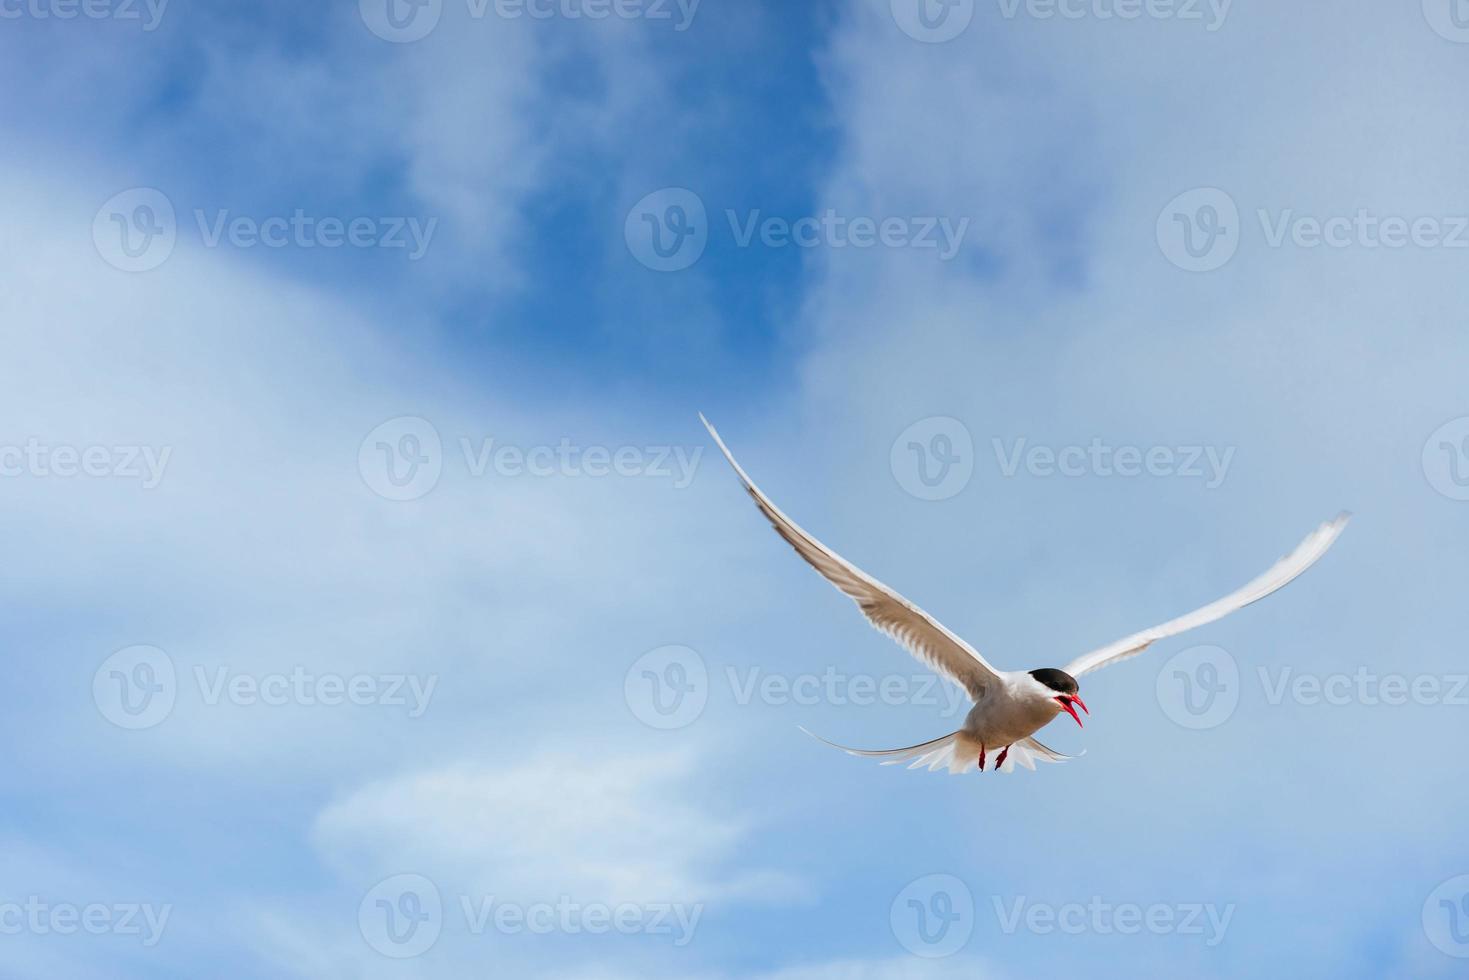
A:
[1062, 512, 1351, 679]
[701, 414, 1003, 701]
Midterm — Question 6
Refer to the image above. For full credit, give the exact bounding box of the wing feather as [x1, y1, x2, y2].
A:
[1063, 512, 1350, 678]
[701, 415, 1002, 700]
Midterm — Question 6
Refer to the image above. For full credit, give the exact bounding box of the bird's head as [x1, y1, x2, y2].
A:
[1029, 668, 1088, 727]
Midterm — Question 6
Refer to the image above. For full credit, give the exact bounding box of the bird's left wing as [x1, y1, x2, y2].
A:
[700, 415, 1003, 701]
[1062, 512, 1351, 679]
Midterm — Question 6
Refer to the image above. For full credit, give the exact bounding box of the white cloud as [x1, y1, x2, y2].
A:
[0, 158, 742, 788]
[550, 959, 998, 980]
[313, 749, 807, 907]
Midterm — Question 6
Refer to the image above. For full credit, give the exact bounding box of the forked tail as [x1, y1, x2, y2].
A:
[799, 727, 1079, 775]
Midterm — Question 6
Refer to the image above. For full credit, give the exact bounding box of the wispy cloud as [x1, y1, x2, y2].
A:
[314, 749, 808, 907]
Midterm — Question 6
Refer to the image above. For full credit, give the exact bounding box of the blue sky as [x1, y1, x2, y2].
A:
[2, 1, 1469, 977]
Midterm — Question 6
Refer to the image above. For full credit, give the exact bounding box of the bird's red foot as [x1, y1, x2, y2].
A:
[977, 745, 986, 772]
[995, 746, 1010, 770]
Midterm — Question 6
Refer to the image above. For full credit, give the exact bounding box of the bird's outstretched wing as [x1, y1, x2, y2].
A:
[1062, 512, 1351, 679]
[701, 414, 1002, 701]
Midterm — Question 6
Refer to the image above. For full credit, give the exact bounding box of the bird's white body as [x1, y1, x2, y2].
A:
[966, 674, 1067, 748]
[701, 414, 1350, 776]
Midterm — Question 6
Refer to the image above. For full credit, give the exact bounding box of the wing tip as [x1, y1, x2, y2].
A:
[796, 725, 858, 758]
[1314, 510, 1352, 552]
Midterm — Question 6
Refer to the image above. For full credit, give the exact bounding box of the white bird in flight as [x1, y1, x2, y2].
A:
[700, 415, 1349, 775]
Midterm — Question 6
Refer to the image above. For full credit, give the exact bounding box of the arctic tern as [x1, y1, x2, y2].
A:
[700, 415, 1349, 775]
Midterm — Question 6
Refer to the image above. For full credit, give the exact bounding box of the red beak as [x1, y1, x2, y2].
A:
[1055, 695, 1086, 727]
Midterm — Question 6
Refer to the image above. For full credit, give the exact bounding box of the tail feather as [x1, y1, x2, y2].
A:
[801, 727, 1080, 776]
[799, 727, 960, 771]
[997, 736, 1081, 774]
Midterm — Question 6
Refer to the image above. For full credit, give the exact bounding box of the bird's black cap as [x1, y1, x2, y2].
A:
[1029, 668, 1079, 695]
